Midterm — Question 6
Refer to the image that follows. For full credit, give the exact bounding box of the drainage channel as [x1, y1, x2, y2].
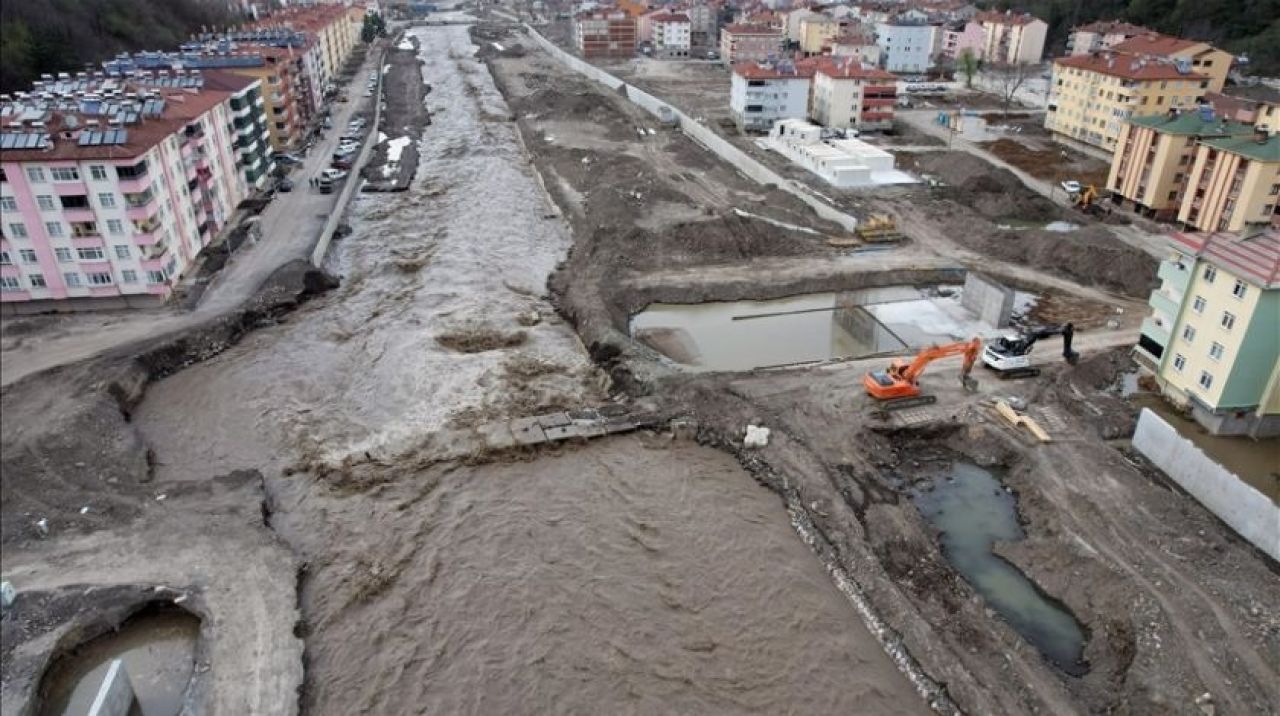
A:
[910, 462, 1089, 676]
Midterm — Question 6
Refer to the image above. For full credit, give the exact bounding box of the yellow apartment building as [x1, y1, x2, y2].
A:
[1140, 229, 1280, 436]
[975, 10, 1047, 65]
[1111, 34, 1233, 93]
[1047, 51, 1211, 151]
[1178, 132, 1280, 232]
[799, 17, 843, 56]
[1107, 110, 1257, 220]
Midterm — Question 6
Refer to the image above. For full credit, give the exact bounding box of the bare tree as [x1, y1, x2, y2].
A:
[988, 62, 1031, 117]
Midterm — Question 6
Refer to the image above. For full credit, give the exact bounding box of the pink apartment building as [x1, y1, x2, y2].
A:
[0, 69, 269, 312]
[719, 23, 786, 67]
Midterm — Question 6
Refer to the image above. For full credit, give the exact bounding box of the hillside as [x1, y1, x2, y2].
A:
[1, 0, 242, 93]
[983, 0, 1280, 76]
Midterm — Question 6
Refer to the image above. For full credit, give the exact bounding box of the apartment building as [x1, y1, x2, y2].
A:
[784, 6, 822, 44]
[810, 58, 898, 131]
[0, 70, 270, 311]
[1067, 21, 1150, 56]
[104, 44, 312, 152]
[831, 30, 882, 66]
[576, 12, 638, 58]
[1107, 110, 1257, 220]
[682, 2, 718, 49]
[799, 16, 844, 56]
[874, 21, 938, 73]
[1208, 86, 1280, 135]
[941, 20, 983, 61]
[247, 4, 363, 93]
[975, 10, 1046, 65]
[1178, 132, 1280, 232]
[1135, 229, 1279, 436]
[1111, 34, 1232, 94]
[729, 61, 814, 132]
[651, 13, 693, 58]
[1047, 52, 1212, 151]
[719, 24, 785, 67]
[207, 29, 324, 119]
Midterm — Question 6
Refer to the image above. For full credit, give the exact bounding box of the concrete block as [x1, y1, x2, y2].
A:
[535, 412, 572, 429]
[961, 272, 1015, 328]
[87, 659, 138, 716]
[509, 417, 547, 445]
[474, 421, 516, 450]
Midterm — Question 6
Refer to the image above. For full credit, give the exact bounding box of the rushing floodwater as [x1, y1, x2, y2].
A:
[912, 463, 1089, 675]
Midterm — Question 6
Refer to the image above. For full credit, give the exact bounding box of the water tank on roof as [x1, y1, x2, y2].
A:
[1174, 57, 1191, 74]
[1197, 104, 1214, 122]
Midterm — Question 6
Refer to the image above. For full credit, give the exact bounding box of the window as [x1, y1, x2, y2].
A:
[115, 160, 149, 180]
[1181, 324, 1196, 343]
[19, 249, 37, 263]
[45, 221, 64, 237]
[90, 165, 108, 181]
[36, 195, 55, 211]
[1221, 311, 1235, 330]
[1192, 295, 1206, 313]
[1208, 342, 1224, 361]
[114, 245, 131, 259]
[28, 273, 46, 288]
[54, 247, 72, 262]
[1271, 183, 1280, 196]
[0, 250, 9, 264]
[26, 167, 46, 183]
[146, 270, 166, 284]
[50, 167, 80, 182]
[76, 247, 104, 261]
[1173, 353, 1186, 372]
[87, 272, 113, 286]
[63, 272, 82, 287]
[107, 219, 125, 235]
[60, 195, 89, 210]
[0, 276, 20, 292]
[8, 222, 27, 238]
[70, 222, 98, 238]
[1231, 279, 1246, 299]
[0, 196, 16, 212]
[121, 269, 138, 284]
[98, 192, 117, 209]
[1197, 371, 1213, 390]
[1202, 265, 1217, 283]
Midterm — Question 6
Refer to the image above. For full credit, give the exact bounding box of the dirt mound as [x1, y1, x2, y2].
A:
[966, 225, 1157, 298]
[1044, 347, 1141, 438]
[435, 323, 528, 353]
[905, 152, 1062, 222]
[606, 214, 824, 272]
[526, 88, 620, 123]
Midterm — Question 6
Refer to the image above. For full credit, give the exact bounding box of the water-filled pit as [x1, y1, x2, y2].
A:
[629, 286, 1023, 371]
[910, 462, 1088, 676]
[38, 605, 200, 715]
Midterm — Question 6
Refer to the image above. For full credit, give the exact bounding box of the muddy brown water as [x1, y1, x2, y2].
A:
[38, 608, 199, 715]
[910, 462, 1088, 675]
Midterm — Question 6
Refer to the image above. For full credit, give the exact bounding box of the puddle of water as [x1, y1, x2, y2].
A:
[39, 608, 200, 716]
[630, 288, 984, 371]
[911, 463, 1089, 676]
[1043, 221, 1079, 233]
[1116, 370, 1141, 397]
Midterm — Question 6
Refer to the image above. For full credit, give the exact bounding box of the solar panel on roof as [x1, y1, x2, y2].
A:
[0, 135, 15, 149]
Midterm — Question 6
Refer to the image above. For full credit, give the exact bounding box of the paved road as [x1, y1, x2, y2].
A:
[0, 51, 383, 386]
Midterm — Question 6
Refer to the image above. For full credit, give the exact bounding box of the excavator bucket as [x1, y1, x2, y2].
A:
[962, 374, 979, 392]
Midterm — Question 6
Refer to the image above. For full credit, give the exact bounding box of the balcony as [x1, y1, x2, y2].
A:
[1157, 258, 1192, 292]
[116, 174, 153, 194]
[1140, 315, 1171, 346]
[862, 97, 896, 108]
[1148, 289, 1182, 317]
[125, 199, 158, 221]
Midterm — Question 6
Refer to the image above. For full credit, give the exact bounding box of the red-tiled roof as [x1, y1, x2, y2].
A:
[733, 61, 817, 80]
[650, 12, 691, 23]
[1053, 52, 1208, 81]
[814, 58, 897, 80]
[723, 23, 782, 35]
[1074, 20, 1151, 35]
[1111, 33, 1205, 57]
[1169, 229, 1280, 288]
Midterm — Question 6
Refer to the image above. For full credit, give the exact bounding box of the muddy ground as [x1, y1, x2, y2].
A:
[363, 33, 429, 192]
[2, 12, 1277, 716]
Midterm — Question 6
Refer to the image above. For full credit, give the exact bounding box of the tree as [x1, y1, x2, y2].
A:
[988, 62, 1032, 117]
[958, 48, 979, 89]
[361, 12, 387, 43]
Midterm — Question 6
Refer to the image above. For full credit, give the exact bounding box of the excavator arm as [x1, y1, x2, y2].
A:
[865, 338, 983, 407]
[901, 338, 982, 384]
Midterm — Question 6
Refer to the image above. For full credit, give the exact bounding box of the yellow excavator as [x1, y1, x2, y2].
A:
[1073, 184, 1101, 215]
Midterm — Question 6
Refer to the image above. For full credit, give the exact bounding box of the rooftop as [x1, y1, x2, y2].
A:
[649, 12, 691, 23]
[1198, 132, 1280, 163]
[1169, 229, 1280, 289]
[734, 61, 816, 80]
[1074, 20, 1151, 35]
[1053, 52, 1208, 81]
[1128, 110, 1257, 136]
[723, 23, 783, 35]
[1221, 83, 1280, 105]
[974, 10, 1042, 26]
[0, 70, 253, 161]
[1111, 33, 1209, 57]
[814, 58, 898, 81]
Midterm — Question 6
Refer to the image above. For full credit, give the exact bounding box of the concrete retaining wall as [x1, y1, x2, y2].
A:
[311, 48, 387, 267]
[524, 26, 860, 233]
[1131, 408, 1279, 561]
[961, 272, 1014, 328]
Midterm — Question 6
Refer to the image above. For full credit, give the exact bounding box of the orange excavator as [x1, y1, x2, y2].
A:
[863, 338, 982, 411]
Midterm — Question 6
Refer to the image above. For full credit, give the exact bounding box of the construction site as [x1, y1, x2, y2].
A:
[1, 3, 1277, 715]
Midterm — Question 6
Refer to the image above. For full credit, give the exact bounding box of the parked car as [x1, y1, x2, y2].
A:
[274, 153, 303, 166]
[318, 176, 334, 194]
[1060, 180, 1082, 195]
[322, 168, 349, 181]
[278, 178, 294, 192]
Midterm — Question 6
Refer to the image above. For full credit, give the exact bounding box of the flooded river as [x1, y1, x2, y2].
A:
[912, 463, 1088, 675]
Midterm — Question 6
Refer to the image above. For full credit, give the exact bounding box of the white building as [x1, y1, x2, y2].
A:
[730, 62, 815, 132]
[874, 21, 939, 73]
[651, 12, 693, 58]
[766, 119, 903, 187]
